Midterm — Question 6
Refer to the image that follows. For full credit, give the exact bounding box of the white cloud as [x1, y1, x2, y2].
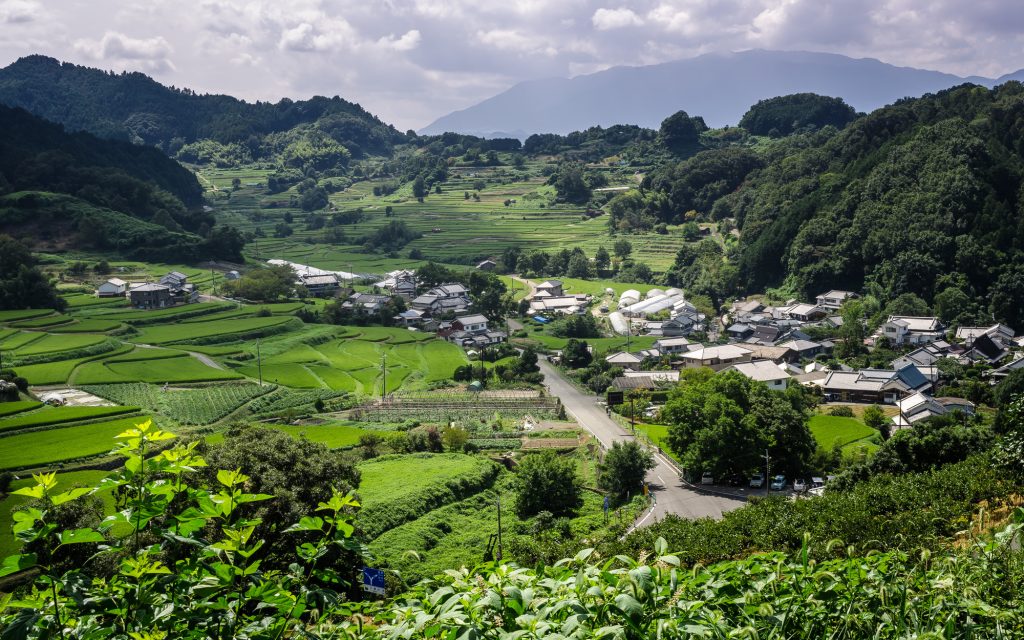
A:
[377, 29, 421, 52]
[592, 7, 643, 30]
[73, 31, 174, 71]
[476, 29, 558, 56]
[0, 0, 38, 23]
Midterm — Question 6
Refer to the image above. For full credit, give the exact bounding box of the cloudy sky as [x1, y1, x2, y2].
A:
[1, 0, 1022, 130]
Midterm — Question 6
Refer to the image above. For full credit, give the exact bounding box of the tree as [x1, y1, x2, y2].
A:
[835, 299, 865, 359]
[862, 405, 888, 433]
[513, 451, 582, 517]
[203, 425, 360, 564]
[561, 339, 592, 369]
[659, 110, 700, 153]
[0, 235, 66, 311]
[661, 370, 815, 479]
[613, 239, 633, 260]
[551, 163, 591, 204]
[221, 264, 296, 301]
[594, 246, 611, 271]
[599, 441, 655, 499]
[441, 425, 469, 452]
[566, 253, 593, 279]
[516, 347, 540, 374]
[412, 175, 427, 199]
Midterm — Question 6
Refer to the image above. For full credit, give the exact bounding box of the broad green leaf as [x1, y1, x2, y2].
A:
[284, 516, 324, 533]
[0, 554, 36, 578]
[58, 528, 106, 545]
[50, 487, 93, 506]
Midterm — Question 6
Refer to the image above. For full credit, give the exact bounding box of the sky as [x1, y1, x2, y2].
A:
[1, 0, 1023, 130]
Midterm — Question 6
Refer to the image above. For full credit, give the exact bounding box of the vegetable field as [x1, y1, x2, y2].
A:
[82, 383, 272, 425]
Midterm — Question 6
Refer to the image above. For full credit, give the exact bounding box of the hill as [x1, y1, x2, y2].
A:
[419, 49, 1008, 136]
[720, 82, 1024, 327]
[0, 104, 242, 260]
[0, 55, 405, 156]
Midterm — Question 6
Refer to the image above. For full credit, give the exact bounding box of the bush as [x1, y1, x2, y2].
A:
[828, 405, 854, 417]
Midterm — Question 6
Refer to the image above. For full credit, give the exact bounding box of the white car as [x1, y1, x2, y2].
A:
[700, 471, 714, 485]
[793, 478, 807, 492]
[749, 473, 764, 488]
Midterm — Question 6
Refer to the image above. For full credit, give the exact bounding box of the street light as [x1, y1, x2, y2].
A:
[762, 448, 771, 496]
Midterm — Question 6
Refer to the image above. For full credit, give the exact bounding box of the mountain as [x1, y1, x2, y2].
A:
[419, 50, 1014, 136]
[0, 55, 405, 156]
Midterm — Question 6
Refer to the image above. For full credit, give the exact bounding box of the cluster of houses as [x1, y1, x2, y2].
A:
[97, 271, 200, 309]
[526, 280, 593, 316]
[603, 288, 1023, 432]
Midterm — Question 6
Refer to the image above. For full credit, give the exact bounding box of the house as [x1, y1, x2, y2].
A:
[821, 364, 931, 404]
[97, 278, 128, 298]
[726, 323, 753, 340]
[622, 370, 680, 383]
[777, 339, 825, 360]
[654, 337, 693, 355]
[880, 316, 944, 346]
[892, 392, 975, 428]
[987, 356, 1024, 382]
[956, 324, 1015, 347]
[786, 303, 827, 322]
[534, 280, 564, 297]
[159, 271, 188, 289]
[815, 290, 858, 311]
[725, 360, 791, 390]
[748, 325, 781, 345]
[611, 370, 680, 391]
[342, 292, 391, 313]
[742, 343, 797, 364]
[411, 284, 472, 317]
[677, 344, 753, 370]
[128, 283, 172, 309]
[661, 314, 698, 336]
[374, 270, 417, 299]
[605, 351, 644, 371]
[730, 299, 764, 317]
[963, 333, 1009, 364]
[444, 314, 506, 348]
[393, 309, 428, 328]
[476, 259, 497, 271]
[529, 295, 590, 316]
[299, 274, 341, 298]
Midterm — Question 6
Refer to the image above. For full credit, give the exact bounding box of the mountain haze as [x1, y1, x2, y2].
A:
[420, 50, 1011, 136]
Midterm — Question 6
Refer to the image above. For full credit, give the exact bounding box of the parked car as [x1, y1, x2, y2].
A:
[701, 471, 714, 485]
[770, 475, 786, 491]
[793, 478, 807, 492]
[811, 477, 826, 489]
[749, 472, 765, 488]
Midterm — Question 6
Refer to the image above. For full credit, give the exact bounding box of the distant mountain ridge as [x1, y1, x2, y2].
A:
[0, 55, 404, 155]
[420, 50, 1023, 136]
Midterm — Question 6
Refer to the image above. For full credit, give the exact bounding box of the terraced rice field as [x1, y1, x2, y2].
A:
[129, 316, 296, 344]
[74, 354, 243, 384]
[0, 415, 154, 470]
[0, 405, 138, 433]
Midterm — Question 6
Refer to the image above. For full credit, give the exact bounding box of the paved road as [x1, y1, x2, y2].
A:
[536, 359, 746, 526]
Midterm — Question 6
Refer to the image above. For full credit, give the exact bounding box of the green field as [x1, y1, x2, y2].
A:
[809, 415, 881, 455]
[0, 309, 54, 322]
[0, 415, 155, 469]
[74, 354, 243, 384]
[130, 315, 295, 344]
[356, 453, 491, 509]
[8, 332, 107, 356]
[265, 421, 385, 449]
[14, 345, 135, 385]
[81, 382, 271, 425]
[0, 400, 42, 417]
[0, 405, 138, 432]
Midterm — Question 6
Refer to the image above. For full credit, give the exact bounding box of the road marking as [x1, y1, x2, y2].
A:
[657, 475, 665, 484]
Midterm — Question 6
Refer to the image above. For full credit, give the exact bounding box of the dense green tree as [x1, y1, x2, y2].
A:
[221, 264, 295, 301]
[566, 253, 593, 278]
[739, 93, 857, 136]
[661, 370, 815, 479]
[594, 246, 611, 271]
[599, 440, 655, 499]
[613, 239, 633, 260]
[551, 163, 591, 204]
[513, 451, 583, 516]
[561, 339, 593, 369]
[0, 235, 65, 310]
[862, 405, 888, 433]
[659, 110, 701, 153]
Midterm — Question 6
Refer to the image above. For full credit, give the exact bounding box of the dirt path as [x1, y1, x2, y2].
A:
[186, 351, 225, 370]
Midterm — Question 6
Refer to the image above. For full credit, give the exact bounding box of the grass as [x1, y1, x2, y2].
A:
[50, 319, 123, 333]
[81, 383, 272, 425]
[14, 344, 135, 385]
[0, 400, 42, 417]
[265, 422, 386, 449]
[130, 316, 294, 344]
[0, 415, 156, 470]
[0, 309, 54, 322]
[809, 415, 881, 455]
[356, 454, 490, 509]
[10, 333, 107, 356]
[0, 405, 138, 433]
[10, 313, 75, 328]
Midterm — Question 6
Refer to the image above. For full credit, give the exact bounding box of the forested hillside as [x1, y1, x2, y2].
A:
[715, 82, 1024, 326]
[0, 105, 242, 261]
[0, 55, 405, 156]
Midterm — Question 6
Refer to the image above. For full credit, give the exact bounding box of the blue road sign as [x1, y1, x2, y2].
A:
[362, 567, 386, 595]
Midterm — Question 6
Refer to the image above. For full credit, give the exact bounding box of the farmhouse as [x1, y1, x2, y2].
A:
[299, 273, 341, 298]
[535, 280, 564, 297]
[815, 290, 858, 311]
[343, 292, 391, 313]
[784, 303, 827, 322]
[476, 259, 497, 271]
[157, 271, 198, 304]
[442, 314, 506, 348]
[97, 278, 127, 297]
[892, 392, 976, 428]
[725, 359, 791, 390]
[605, 351, 644, 370]
[653, 337, 693, 355]
[529, 294, 590, 315]
[880, 316, 944, 346]
[821, 364, 931, 404]
[374, 270, 417, 298]
[128, 283, 172, 309]
[677, 344, 752, 370]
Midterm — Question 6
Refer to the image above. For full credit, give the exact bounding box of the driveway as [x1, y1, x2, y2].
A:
[536, 359, 745, 526]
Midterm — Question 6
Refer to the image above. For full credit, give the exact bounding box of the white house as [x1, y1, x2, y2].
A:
[725, 359, 791, 390]
[97, 278, 128, 297]
[880, 316, 944, 346]
[815, 290, 858, 311]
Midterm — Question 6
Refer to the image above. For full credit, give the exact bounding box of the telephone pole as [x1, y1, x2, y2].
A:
[763, 449, 771, 496]
[495, 495, 503, 562]
[381, 352, 387, 401]
[256, 338, 263, 387]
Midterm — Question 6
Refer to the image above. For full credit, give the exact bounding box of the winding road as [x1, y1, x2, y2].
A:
[536, 359, 746, 527]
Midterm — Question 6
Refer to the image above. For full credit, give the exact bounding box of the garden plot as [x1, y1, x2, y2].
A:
[82, 382, 273, 425]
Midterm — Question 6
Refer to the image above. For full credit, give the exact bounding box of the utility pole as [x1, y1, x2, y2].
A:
[495, 495, 503, 562]
[763, 449, 771, 496]
[381, 352, 387, 401]
[256, 338, 263, 387]
[210, 261, 216, 296]
[626, 313, 632, 352]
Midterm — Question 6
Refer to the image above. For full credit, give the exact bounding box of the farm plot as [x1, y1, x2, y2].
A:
[130, 316, 296, 344]
[15, 344, 135, 385]
[265, 421, 387, 449]
[74, 354, 243, 384]
[49, 319, 123, 333]
[0, 400, 42, 417]
[81, 382, 272, 425]
[245, 388, 345, 417]
[0, 415, 156, 470]
[356, 453, 500, 539]
[809, 415, 882, 455]
[10, 313, 74, 328]
[0, 309, 54, 322]
[10, 333, 108, 357]
[87, 302, 234, 323]
[0, 405, 138, 433]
